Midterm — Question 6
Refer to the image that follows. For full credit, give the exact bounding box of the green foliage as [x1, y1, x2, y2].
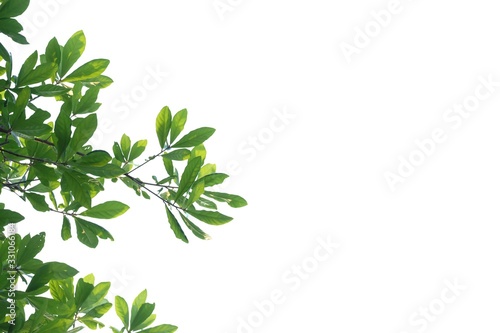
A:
[0, 1, 246, 332]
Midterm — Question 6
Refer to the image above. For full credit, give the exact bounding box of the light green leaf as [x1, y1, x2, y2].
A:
[187, 208, 233, 225]
[80, 201, 129, 219]
[139, 324, 178, 333]
[166, 207, 188, 243]
[120, 134, 131, 160]
[162, 149, 190, 161]
[170, 108, 187, 143]
[61, 216, 72, 240]
[203, 191, 248, 208]
[129, 139, 147, 161]
[60, 30, 86, 78]
[62, 59, 110, 83]
[171, 127, 215, 148]
[180, 213, 211, 240]
[176, 156, 202, 201]
[156, 106, 171, 148]
[115, 296, 129, 329]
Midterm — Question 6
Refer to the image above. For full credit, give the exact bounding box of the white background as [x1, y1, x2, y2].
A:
[3, 0, 500, 332]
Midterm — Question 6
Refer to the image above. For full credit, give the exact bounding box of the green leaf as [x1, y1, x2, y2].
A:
[61, 169, 91, 208]
[27, 262, 79, 292]
[131, 290, 147, 326]
[171, 127, 215, 148]
[45, 37, 61, 70]
[196, 197, 217, 210]
[17, 50, 38, 85]
[80, 75, 113, 88]
[80, 201, 129, 219]
[185, 180, 204, 208]
[17, 232, 46, 265]
[74, 217, 98, 248]
[187, 208, 233, 225]
[156, 106, 171, 148]
[170, 108, 187, 143]
[75, 86, 100, 114]
[166, 207, 188, 243]
[74, 150, 112, 167]
[129, 139, 147, 161]
[17, 62, 57, 87]
[190, 144, 206, 162]
[26, 193, 50, 212]
[203, 191, 248, 208]
[31, 84, 70, 97]
[176, 156, 202, 201]
[199, 163, 216, 178]
[114, 296, 129, 329]
[179, 213, 211, 240]
[54, 109, 72, 159]
[0, 209, 24, 227]
[75, 163, 125, 178]
[139, 324, 178, 333]
[62, 59, 110, 83]
[197, 173, 228, 187]
[66, 113, 97, 158]
[61, 216, 72, 240]
[60, 30, 86, 78]
[112, 142, 125, 163]
[0, 0, 30, 18]
[130, 303, 155, 331]
[162, 149, 190, 161]
[75, 279, 94, 309]
[80, 282, 111, 312]
[0, 18, 27, 44]
[120, 134, 131, 159]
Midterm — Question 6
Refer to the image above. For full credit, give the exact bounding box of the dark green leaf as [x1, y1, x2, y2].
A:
[26, 193, 50, 212]
[17, 232, 45, 265]
[130, 303, 155, 331]
[74, 217, 98, 248]
[0, 18, 27, 44]
[197, 173, 228, 187]
[31, 84, 70, 97]
[0, 209, 24, 226]
[55, 109, 72, 159]
[0, 0, 30, 18]
[27, 262, 79, 292]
